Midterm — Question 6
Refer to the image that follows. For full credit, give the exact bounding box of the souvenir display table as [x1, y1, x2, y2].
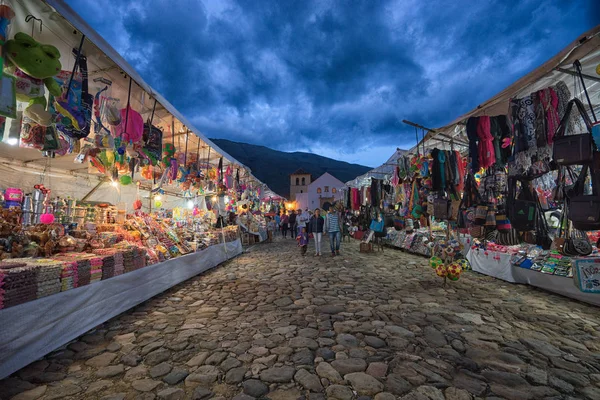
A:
[237, 212, 268, 242]
[0, 238, 241, 379]
[467, 246, 600, 306]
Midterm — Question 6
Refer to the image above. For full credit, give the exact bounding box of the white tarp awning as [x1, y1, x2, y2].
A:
[414, 25, 600, 151]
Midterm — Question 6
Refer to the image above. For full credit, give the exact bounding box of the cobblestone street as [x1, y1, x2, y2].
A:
[2, 238, 600, 400]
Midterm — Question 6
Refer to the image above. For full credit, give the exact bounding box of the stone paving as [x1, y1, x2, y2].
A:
[2, 237, 600, 400]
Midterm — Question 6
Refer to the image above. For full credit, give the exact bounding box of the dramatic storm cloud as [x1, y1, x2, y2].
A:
[67, 0, 598, 167]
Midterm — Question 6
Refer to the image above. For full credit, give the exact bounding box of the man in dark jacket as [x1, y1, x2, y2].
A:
[289, 210, 298, 238]
[308, 208, 325, 256]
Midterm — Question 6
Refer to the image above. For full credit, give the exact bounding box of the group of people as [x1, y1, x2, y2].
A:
[267, 207, 346, 257]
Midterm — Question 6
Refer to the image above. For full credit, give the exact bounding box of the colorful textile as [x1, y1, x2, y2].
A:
[476, 116, 495, 169]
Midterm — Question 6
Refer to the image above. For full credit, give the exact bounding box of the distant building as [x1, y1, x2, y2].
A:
[295, 172, 344, 210]
[289, 169, 312, 201]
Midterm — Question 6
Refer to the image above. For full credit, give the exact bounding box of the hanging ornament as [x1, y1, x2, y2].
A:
[120, 175, 132, 185]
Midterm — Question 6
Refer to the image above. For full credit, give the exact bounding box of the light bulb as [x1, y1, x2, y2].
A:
[6, 138, 18, 146]
[187, 200, 194, 209]
[111, 180, 118, 187]
[212, 196, 217, 202]
[155, 195, 162, 201]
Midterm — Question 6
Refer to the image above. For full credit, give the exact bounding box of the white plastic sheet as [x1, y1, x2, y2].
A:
[467, 249, 518, 283]
[0, 239, 242, 379]
[468, 249, 600, 307]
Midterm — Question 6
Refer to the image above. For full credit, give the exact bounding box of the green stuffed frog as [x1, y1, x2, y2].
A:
[4, 32, 61, 126]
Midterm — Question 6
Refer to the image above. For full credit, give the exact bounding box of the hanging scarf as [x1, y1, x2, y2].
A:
[391, 165, 399, 187]
[539, 88, 560, 145]
[466, 117, 480, 172]
[476, 116, 495, 169]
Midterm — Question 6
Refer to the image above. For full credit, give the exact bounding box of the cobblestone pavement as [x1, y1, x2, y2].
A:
[2, 237, 600, 400]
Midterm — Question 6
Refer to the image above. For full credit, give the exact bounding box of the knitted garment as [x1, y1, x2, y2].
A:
[539, 87, 560, 145]
[476, 116, 495, 169]
[466, 117, 480, 172]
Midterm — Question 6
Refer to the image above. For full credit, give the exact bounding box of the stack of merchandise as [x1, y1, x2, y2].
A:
[0, 262, 38, 309]
[122, 249, 136, 273]
[93, 249, 124, 276]
[99, 254, 115, 280]
[33, 261, 62, 299]
[0, 269, 5, 309]
[113, 251, 124, 276]
[54, 254, 92, 287]
[132, 247, 146, 270]
[59, 260, 78, 291]
[75, 258, 91, 286]
[88, 256, 103, 284]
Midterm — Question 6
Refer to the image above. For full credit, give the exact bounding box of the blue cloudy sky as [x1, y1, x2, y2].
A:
[67, 0, 599, 167]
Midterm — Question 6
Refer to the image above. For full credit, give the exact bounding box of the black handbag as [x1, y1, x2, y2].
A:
[553, 98, 595, 165]
[507, 178, 537, 231]
[567, 163, 600, 231]
[433, 198, 450, 220]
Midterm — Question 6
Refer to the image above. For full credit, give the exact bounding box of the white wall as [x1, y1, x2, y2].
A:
[307, 173, 344, 209]
[295, 192, 308, 210]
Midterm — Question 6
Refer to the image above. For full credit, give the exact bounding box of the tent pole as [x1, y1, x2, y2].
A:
[81, 178, 108, 202]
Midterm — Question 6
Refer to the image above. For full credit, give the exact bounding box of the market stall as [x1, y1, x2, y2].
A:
[390, 26, 600, 304]
[0, 0, 276, 379]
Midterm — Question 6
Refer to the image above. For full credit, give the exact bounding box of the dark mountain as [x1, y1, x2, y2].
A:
[211, 139, 371, 198]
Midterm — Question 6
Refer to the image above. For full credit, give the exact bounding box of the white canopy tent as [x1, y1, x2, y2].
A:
[346, 148, 408, 188]
[412, 25, 600, 151]
[0, 0, 271, 209]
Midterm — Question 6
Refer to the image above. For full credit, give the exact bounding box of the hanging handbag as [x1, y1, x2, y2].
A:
[535, 197, 552, 250]
[485, 229, 498, 242]
[495, 211, 512, 231]
[474, 205, 488, 225]
[570, 229, 593, 256]
[507, 177, 538, 231]
[433, 197, 450, 220]
[496, 229, 521, 246]
[553, 98, 595, 165]
[469, 225, 485, 239]
[485, 206, 497, 227]
[567, 163, 600, 231]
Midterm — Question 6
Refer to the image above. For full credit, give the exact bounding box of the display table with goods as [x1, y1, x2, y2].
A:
[466, 239, 600, 306]
[0, 196, 242, 379]
[237, 211, 268, 242]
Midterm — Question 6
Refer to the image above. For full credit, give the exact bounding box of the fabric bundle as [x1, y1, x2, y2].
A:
[0, 264, 39, 309]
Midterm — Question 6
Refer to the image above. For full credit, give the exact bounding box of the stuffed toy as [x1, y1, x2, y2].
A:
[4, 33, 61, 126]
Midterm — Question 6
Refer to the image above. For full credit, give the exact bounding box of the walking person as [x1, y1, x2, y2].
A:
[274, 212, 281, 237]
[296, 226, 309, 256]
[325, 205, 343, 257]
[298, 208, 310, 233]
[281, 212, 289, 238]
[308, 208, 325, 256]
[266, 217, 275, 243]
[289, 210, 298, 239]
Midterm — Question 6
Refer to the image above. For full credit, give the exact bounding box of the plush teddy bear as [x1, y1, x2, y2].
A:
[4, 32, 62, 126]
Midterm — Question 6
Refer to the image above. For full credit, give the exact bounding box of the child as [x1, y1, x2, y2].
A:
[266, 217, 275, 243]
[296, 226, 309, 256]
